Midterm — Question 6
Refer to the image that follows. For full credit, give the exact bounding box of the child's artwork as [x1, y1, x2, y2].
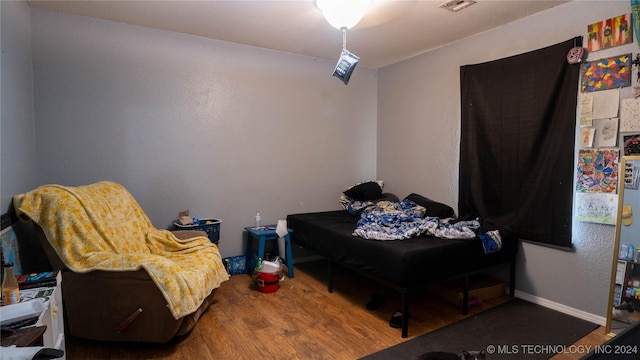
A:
[574, 192, 618, 225]
[587, 14, 632, 52]
[581, 54, 631, 93]
[576, 149, 619, 193]
[596, 118, 618, 147]
[634, 1, 640, 50]
[1, 226, 22, 276]
[580, 128, 595, 148]
[620, 97, 640, 132]
[623, 134, 640, 155]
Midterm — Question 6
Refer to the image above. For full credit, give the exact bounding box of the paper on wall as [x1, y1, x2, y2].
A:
[575, 192, 618, 225]
[596, 118, 618, 147]
[580, 128, 595, 148]
[592, 89, 619, 119]
[620, 97, 640, 132]
[580, 93, 593, 127]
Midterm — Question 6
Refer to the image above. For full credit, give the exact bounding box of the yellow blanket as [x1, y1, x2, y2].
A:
[13, 181, 229, 319]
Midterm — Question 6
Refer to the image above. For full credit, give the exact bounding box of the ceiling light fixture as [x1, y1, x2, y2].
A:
[316, 0, 372, 30]
[316, 0, 372, 85]
[439, 0, 477, 12]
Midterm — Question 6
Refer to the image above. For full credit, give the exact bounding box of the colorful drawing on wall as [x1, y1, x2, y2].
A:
[574, 192, 618, 225]
[1, 226, 22, 276]
[581, 54, 631, 92]
[576, 149, 619, 193]
[587, 13, 632, 52]
[633, 1, 640, 49]
[580, 128, 595, 148]
[623, 133, 640, 155]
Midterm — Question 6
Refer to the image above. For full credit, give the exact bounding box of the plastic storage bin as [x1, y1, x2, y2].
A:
[174, 218, 221, 244]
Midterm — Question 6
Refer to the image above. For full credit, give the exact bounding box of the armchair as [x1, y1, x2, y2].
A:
[13, 181, 229, 343]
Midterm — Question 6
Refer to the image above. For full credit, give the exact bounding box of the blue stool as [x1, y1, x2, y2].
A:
[245, 226, 294, 278]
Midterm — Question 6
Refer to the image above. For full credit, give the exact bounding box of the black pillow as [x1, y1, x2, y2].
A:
[404, 193, 455, 218]
[344, 181, 383, 201]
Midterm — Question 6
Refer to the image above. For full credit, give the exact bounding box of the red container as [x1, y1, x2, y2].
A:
[256, 271, 279, 293]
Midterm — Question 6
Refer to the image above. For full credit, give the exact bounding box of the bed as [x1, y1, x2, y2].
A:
[286, 186, 518, 338]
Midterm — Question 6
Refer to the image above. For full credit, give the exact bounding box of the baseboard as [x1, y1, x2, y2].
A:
[514, 290, 607, 326]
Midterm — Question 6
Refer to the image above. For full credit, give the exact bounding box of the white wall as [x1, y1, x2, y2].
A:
[15, 0, 631, 321]
[1, 0, 37, 212]
[378, 0, 631, 320]
[30, 9, 378, 258]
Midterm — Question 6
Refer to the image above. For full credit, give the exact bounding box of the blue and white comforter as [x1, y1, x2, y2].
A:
[352, 199, 480, 241]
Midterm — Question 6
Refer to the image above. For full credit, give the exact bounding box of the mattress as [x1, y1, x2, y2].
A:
[287, 210, 518, 288]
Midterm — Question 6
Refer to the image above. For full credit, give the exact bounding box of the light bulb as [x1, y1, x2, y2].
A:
[316, 0, 372, 30]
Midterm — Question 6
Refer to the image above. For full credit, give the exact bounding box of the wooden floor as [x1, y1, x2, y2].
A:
[66, 260, 610, 359]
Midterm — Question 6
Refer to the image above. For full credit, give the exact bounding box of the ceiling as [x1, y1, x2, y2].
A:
[28, 0, 572, 68]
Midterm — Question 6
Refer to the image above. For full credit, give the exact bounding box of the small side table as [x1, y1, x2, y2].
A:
[245, 226, 294, 278]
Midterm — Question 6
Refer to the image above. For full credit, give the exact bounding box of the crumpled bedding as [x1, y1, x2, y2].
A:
[13, 181, 229, 319]
[352, 199, 481, 241]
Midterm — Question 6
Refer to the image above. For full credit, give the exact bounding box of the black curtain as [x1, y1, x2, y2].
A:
[459, 37, 581, 248]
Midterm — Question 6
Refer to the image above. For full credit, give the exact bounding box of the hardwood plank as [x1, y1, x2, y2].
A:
[65, 260, 609, 359]
[549, 327, 614, 360]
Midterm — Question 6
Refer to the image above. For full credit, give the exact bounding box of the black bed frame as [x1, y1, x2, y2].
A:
[324, 256, 517, 338]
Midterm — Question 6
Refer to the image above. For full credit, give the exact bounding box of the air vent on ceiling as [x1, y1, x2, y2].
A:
[439, 0, 477, 12]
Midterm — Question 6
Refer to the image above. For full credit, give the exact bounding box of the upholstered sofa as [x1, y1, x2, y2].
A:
[14, 181, 229, 343]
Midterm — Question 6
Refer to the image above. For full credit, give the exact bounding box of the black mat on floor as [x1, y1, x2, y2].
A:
[362, 298, 599, 360]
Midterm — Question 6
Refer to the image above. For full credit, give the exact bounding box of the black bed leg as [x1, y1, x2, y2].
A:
[462, 275, 469, 315]
[327, 259, 334, 293]
[509, 258, 516, 297]
[401, 288, 409, 338]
